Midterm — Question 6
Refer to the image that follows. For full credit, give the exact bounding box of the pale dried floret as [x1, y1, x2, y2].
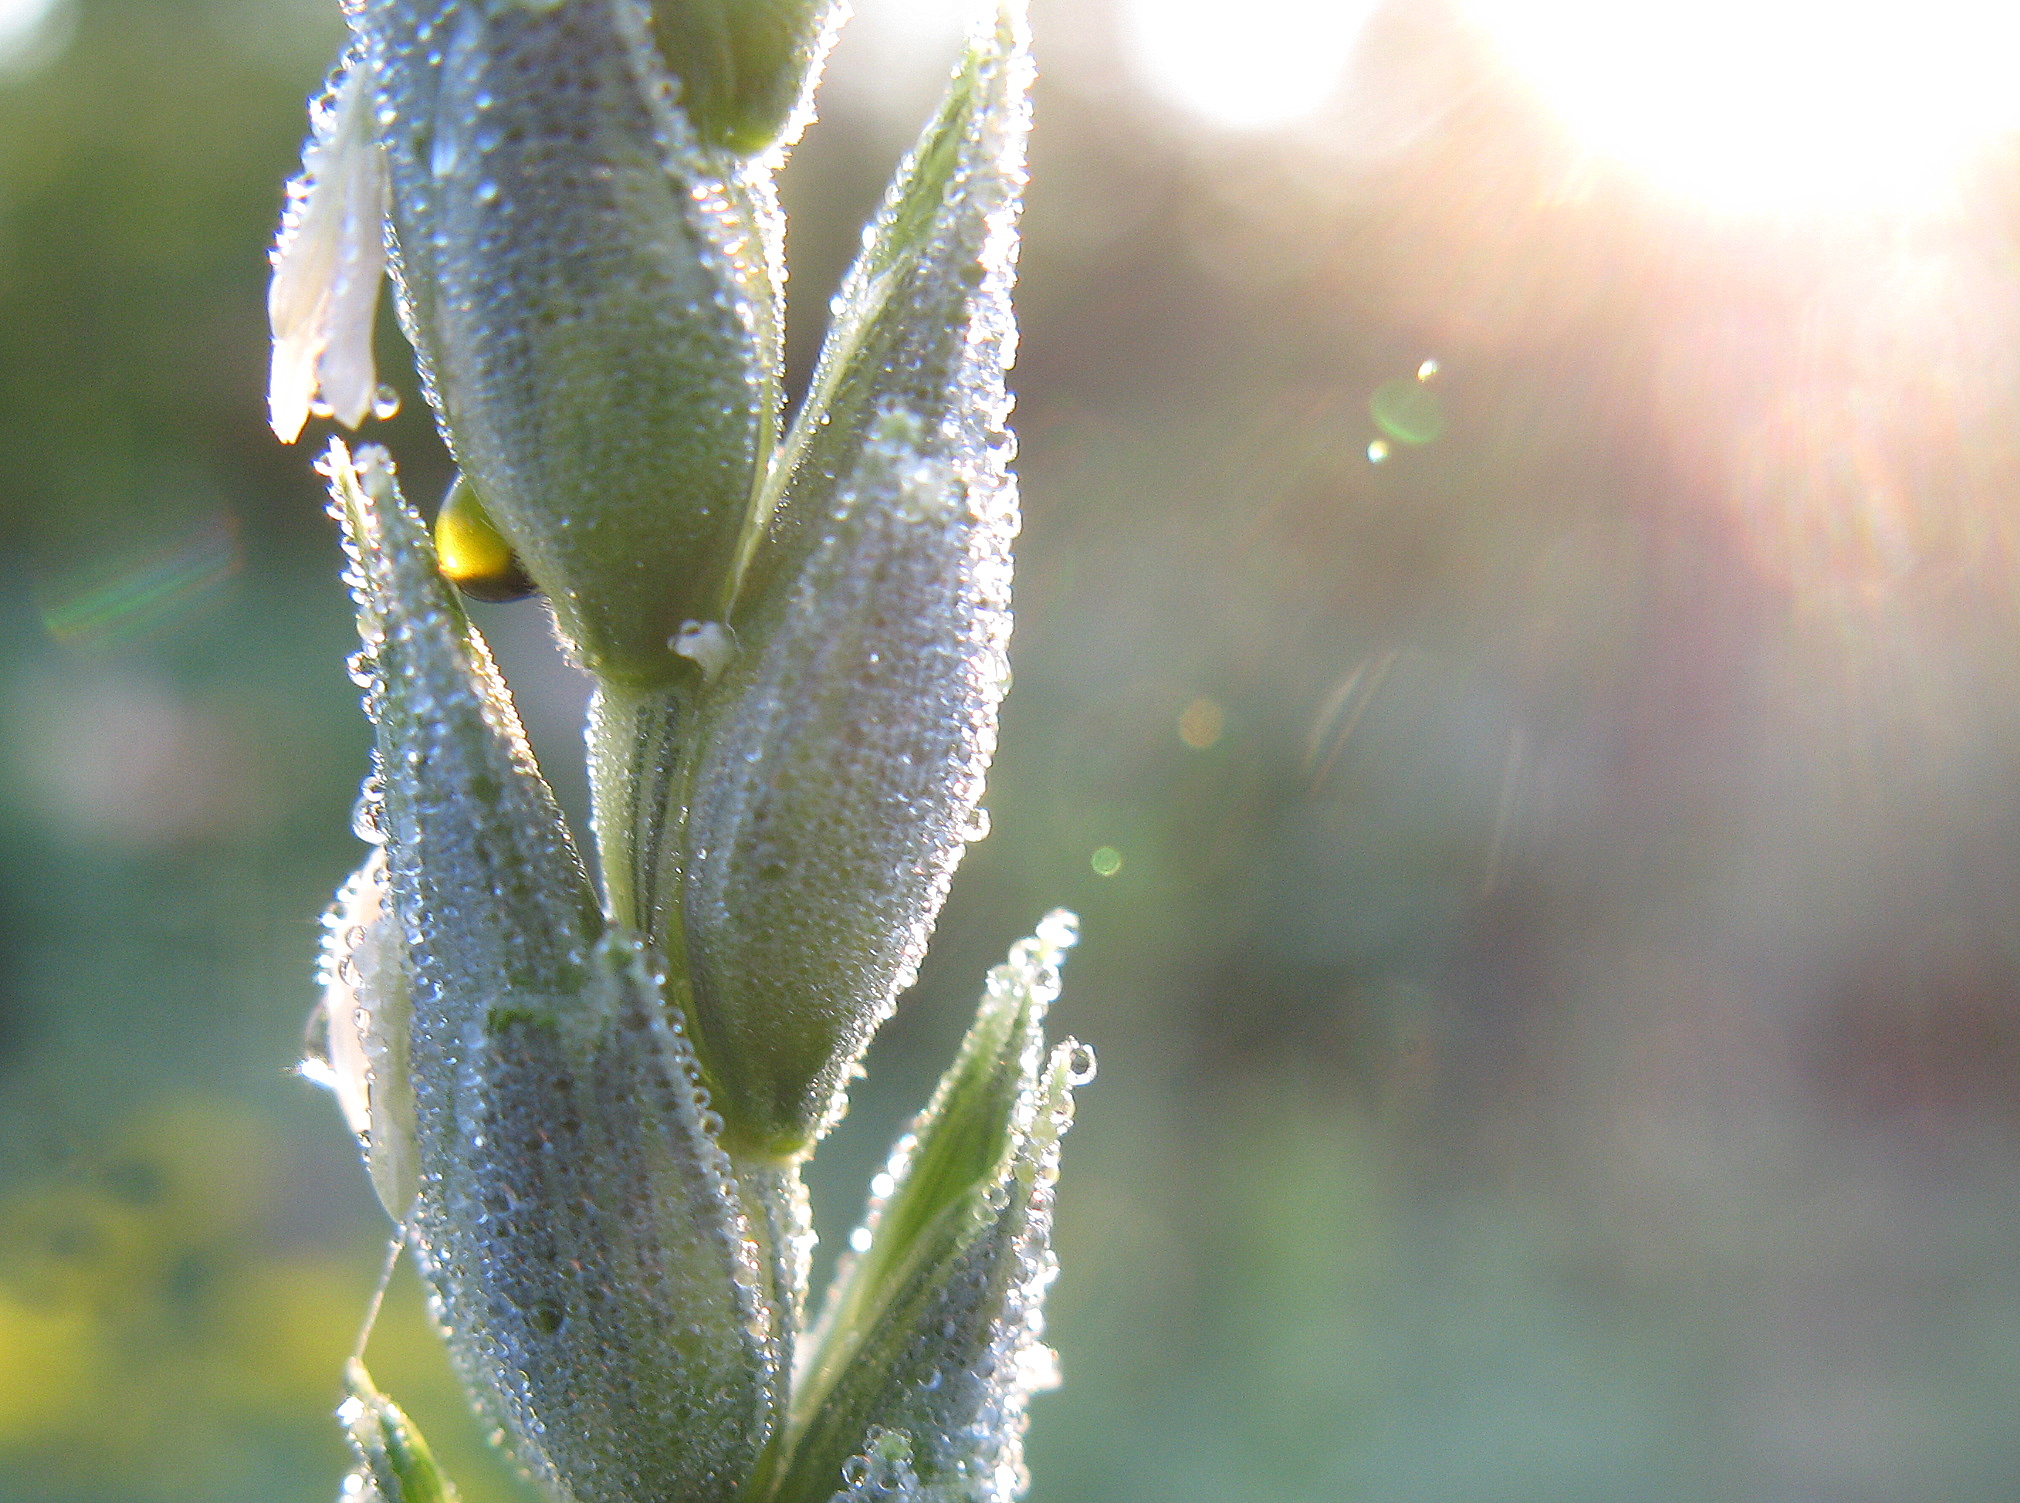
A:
[305, 846, 416, 1222]
[268, 57, 388, 444]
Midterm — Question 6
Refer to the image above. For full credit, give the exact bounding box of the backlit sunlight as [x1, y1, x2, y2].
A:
[1460, 0, 2020, 215]
[1122, 0, 1378, 130]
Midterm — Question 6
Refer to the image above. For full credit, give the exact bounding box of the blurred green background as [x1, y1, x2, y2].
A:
[8, 1, 2020, 1500]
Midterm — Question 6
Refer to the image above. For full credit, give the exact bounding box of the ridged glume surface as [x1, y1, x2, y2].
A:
[333, 446, 778, 1503]
[678, 1, 1032, 1152]
[359, 0, 774, 676]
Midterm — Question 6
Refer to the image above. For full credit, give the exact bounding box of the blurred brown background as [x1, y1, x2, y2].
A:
[5, 1, 2020, 1499]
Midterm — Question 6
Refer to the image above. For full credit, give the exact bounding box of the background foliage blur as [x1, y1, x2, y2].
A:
[7, 1, 2020, 1500]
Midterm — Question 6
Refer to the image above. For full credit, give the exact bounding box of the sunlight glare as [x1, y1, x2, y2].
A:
[1123, 0, 1379, 130]
[1460, 0, 2020, 214]
[0, 0, 66, 75]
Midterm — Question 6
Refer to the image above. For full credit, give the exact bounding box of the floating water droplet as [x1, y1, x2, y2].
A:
[849, 1225, 874, 1253]
[1367, 439, 1390, 464]
[1370, 377, 1445, 445]
[1417, 357, 1440, 381]
[371, 384, 402, 420]
[1089, 846, 1122, 877]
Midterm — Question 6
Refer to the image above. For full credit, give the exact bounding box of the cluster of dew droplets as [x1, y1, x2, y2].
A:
[833, 1427, 923, 1503]
[305, 855, 381, 1149]
[680, 402, 1020, 1147]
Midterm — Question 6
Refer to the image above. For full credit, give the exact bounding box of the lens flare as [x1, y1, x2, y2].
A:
[39, 515, 240, 650]
[1460, 0, 2020, 214]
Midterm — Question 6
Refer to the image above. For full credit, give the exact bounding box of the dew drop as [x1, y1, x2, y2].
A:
[371, 384, 402, 420]
[849, 1226, 874, 1253]
[1014, 1341, 1062, 1392]
[1367, 439, 1390, 464]
[1036, 910, 1081, 953]
[671, 619, 735, 678]
[351, 780, 386, 845]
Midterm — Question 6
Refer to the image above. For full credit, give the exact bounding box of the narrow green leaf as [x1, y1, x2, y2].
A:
[731, 0, 1031, 614]
[760, 913, 1090, 1503]
[327, 439, 596, 1000]
[338, 1360, 460, 1503]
